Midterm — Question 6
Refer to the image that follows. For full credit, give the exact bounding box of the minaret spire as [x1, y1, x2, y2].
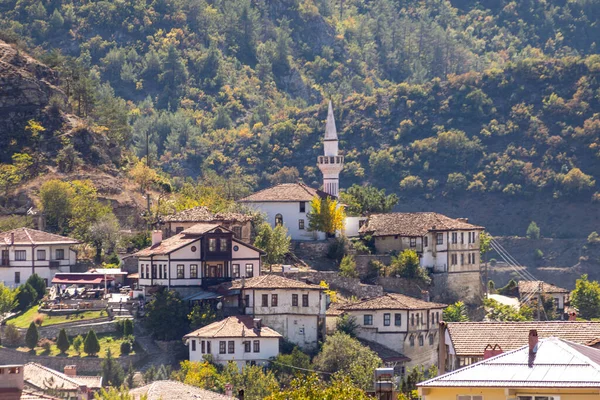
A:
[318, 100, 344, 197]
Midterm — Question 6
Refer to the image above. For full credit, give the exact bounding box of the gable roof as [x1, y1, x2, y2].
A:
[446, 321, 600, 356]
[129, 380, 231, 400]
[419, 337, 600, 388]
[359, 212, 483, 237]
[23, 363, 101, 392]
[357, 338, 411, 363]
[239, 182, 331, 202]
[0, 228, 79, 246]
[229, 274, 323, 290]
[161, 206, 252, 223]
[183, 315, 282, 339]
[339, 293, 446, 311]
[133, 234, 198, 257]
[518, 280, 570, 295]
[180, 222, 223, 235]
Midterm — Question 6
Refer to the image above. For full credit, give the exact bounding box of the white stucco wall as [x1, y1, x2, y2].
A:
[187, 336, 279, 370]
[0, 244, 75, 288]
[344, 217, 367, 237]
[241, 202, 325, 241]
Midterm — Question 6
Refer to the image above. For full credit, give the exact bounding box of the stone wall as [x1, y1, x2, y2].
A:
[430, 271, 483, 305]
[3, 319, 118, 345]
[374, 277, 427, 299]
[355, 255, 392, 277]
[0, 346, 143, 374]
[289, 271, 383, 299]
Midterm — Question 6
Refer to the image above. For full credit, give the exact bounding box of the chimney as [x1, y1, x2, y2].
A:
[151, 230, 163, 246]
[253, 318, 262, 331]
[569, 311, 577, 321]
[421, 290, 430, 302]
[528, 329, 539, 353]
[438, 322, 447, 375]
[483, 344, 503, 359]
[224, 383, 233, 397]
[457, 218, 469, 223]
[64, 365, 77, 377]
[11, 232, 14, 245]
[0, 365, 24, 391]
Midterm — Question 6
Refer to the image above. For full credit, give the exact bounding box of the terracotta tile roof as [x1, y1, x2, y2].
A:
[239, 182, 331, 202]
[419, 337, 600, 388]
[183, 315, 282, 339]
[162, 206, 252, 223]
[0, 228, 79, 245]
[129, 380, 232, 400]
[180, 222, 222, 235]
[229, 274, 324, 290]
[339, 293, 446, 311]
[357, 338, 411, 363]
[20, 390, 62, 400]
[23, 363, 87, 392]
[518, 280, 570, 295]
[70, 375, 102, 389]
[133, 234, 197, 257]
[359, 212, 484, 237]
[446, 321, 600, 356]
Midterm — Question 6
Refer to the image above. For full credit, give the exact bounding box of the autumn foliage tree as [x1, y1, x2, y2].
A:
[307, 196, 345, 235]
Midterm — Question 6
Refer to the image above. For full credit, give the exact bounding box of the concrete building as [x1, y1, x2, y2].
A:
[183, 315, 281, 370]
[134, 223, 264, 297]
[337, 293, 446, 370]
[159, 206, 253, 243]
[419, 332, 600, 400]
[0, 228, 79, 288]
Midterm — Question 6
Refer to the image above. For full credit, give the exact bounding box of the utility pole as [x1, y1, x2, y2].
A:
[537, 281, 542, 321]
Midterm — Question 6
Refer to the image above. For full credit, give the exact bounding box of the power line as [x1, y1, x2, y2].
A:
[267, 359, 333, 375]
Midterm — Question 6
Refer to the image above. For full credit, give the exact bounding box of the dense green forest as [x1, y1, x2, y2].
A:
[1, 0, 599, 235]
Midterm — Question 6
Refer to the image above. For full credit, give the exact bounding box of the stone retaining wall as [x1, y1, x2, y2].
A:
[289, 271, 383, 299]
[3, 319, 118, 345]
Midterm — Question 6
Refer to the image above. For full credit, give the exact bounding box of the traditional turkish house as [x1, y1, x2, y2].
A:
[183, 315, 282, 371]
[518, 280, 570, 317]
[23, 363, 102, 400]
[336, 293, 446, 371]
[134, 223, 264, 298]
[439, 321, 600, 374]
[159, 206, 253, 243]
[0, 228, 79, 289]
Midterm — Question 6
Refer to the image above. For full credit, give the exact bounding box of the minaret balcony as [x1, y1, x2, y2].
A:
[318, 155, 344, 165]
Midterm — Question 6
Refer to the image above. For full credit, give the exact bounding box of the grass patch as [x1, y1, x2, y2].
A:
[7, 306, 104, 328]
[16, 333, 136, 357]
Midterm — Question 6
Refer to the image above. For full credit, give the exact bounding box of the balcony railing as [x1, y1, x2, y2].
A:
[318, 155, 344, 165]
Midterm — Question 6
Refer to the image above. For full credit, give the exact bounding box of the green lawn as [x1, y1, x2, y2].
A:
[7, 306, 104, 328]
[17, 333, 136, 357]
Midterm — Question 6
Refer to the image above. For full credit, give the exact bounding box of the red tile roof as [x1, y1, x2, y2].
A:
[518, 280, 570, 295]
[133, 234, 197, 257]
[161, 206, 253, 223]
[0, 228, 79, 245]
[229, 274, 323, 290]
[180, 223, 222, 235]
[183, 315, 282, 339]
[339, 293, 446, 311]
[359, 212, 484, 237]
[446, 321, 600, 356]
[239, 183, 331, 202]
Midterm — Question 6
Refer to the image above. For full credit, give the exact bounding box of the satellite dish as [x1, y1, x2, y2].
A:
[216, 301, 223, 310]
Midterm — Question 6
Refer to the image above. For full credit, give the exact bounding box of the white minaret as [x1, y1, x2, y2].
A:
[317, 100, 344, 197]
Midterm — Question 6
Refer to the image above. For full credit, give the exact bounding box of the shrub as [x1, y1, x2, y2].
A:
[73, 335, 84, 355]
[120, 341, 131, 355]
[123, 319, 134, 336]
[339, 255, 358, 278]
[588, 232, 600, 243]
[327, 236, 347, 261]
[399, 175, 424, 191]
[526, 221, 541, 239]
[33, 314, 45, 326]
[84, 330, 101, 356]
[336, 314, 359, 337]
[38, 338, 53, 353]
[56, 328, 70, 354]
[534, 249, 544, 260]
[4, 324, 20, 347]
[15, 283, 38, 311]
[25, 322, 39, 350]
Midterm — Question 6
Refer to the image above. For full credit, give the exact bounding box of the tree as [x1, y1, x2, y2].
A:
[39, 180, 73, 233]
[336, 314, 359, 337]
[340, 184, 398, 216]
[526, 221, 541, 239]
[253, 222, 291, 266]
[4, 324, 21, 347]
[307, 196, 345, 235]
[390, 250, 430, 283]
[84, 329, 101, 356]
[400, 365, 438, 397]
[94, 386, 136, 400]
[221, 362, 279, 400]
[56, 328, 70, 354]
[25, 322, 39, 351]
[89, 213, 121, 263]
[0, 283, 17, 315]
[270, 347, 311, 386]
[484, 298, 533, 321]
[73, 335, 84, 355]
[176, 361, 222, 392]
[265, 374, 370, 400]
[313, 332, 382, 391]
[128, 160, 159, 192]
[15, 283, 38, 311]
[339, 255, 358, 278]
[188, 303, 218, 330]
[123, 319, 134, 336]
[26, 274, 46, 301]
[102, 348, 125, 387]
[144, 288, 188, 340]
[68, 180, 111, 242]
[442, 301, 469, 322]
[571, 274, 600, 320]
[561, 167, 595, 193]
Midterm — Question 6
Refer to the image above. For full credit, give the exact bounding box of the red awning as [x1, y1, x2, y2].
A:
[52, 274, 114, 285]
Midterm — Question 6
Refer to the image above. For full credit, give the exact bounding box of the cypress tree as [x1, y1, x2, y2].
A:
[25, 322, 39, 351]
[56, 328, 70, 354]
[84, 329, 101, 356]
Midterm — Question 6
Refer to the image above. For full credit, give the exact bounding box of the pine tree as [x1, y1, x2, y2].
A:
[101, 348, 124, 386]
[25, 322, 39, 351]
[123, 319, 134, 336]
[73, 335, 84, 355]
[56, 328, 70, 354]
[84, 329, 101, 356]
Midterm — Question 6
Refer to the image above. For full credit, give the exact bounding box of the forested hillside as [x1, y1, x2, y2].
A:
[1, 0, 599, 237]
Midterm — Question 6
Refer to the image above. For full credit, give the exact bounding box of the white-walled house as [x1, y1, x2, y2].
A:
[184, 316, 281, 370]
[0, 228, 79, 288]
[220, 275, 327, 351]
[337, 293, 446, 370]
[359, 212, 484, 273]
[134, 223, 264, 297]
[518, 280, 570, 315]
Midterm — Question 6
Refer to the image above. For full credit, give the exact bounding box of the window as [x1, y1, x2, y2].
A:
[158, 265, 163, 279]
[394, 313, 402, 326]
[302, 294, 309, 307]
[461, 232, 464, 244]
[262, 294, 269, 307]
[383, 313, 391, 326]
[209, 238, 217, 252]
[292, 294, 298, 306]
[460, 254, 464, 265]
[457, 396, 483, 400]
[177, 265, 184, 279]
[37, 250, 46, 260]
[451, 254, 458, 265]
[244, 295, 250, 307]
[517, 397, 560, 400]
[451, 232, 458, 244]
[152, 265, 157, 279]
[219, 341, 226, 354]
[55, 249, 64, 260]
[410, 237, 417, 247]
[175, 227, 184, 234]
[429, 335, 434, 345]
[253, 340, 260, 353]
[364, 315, 373, 325]
[424, 236, 428, 247]
[409, 336, 415, 347]
[191, 340, 196, 351]
[416, 314, 420, 325]
[244, 341, 251, 353]
[14, 272, 20, 284]
[140, 265, 145, 279]
[15, 250, 26, 261]
[271, 294, 278, 307]
[164, 265, 167, 278]
[228, 341, 235, 354]
[436, 311, 440, 324]
[201, 340, 205, 353]
[245, 264, 254, 278]
[207, 341, 211, 354]
[436, 233, 443, 245]
[275, 214, 283, 226]
[232, 226, 242, 238]
[232, 264, 240, 278]
[419, 335, 424, 346]
[299, 219, 305, 230]
[146, 265, 149, 279]
[219, 238, 228, 252]
[190, 264, 198, 279]
[299, 202, 306, 213]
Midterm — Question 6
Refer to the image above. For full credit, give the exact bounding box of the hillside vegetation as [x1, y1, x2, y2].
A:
[0, 0, 599, 237]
